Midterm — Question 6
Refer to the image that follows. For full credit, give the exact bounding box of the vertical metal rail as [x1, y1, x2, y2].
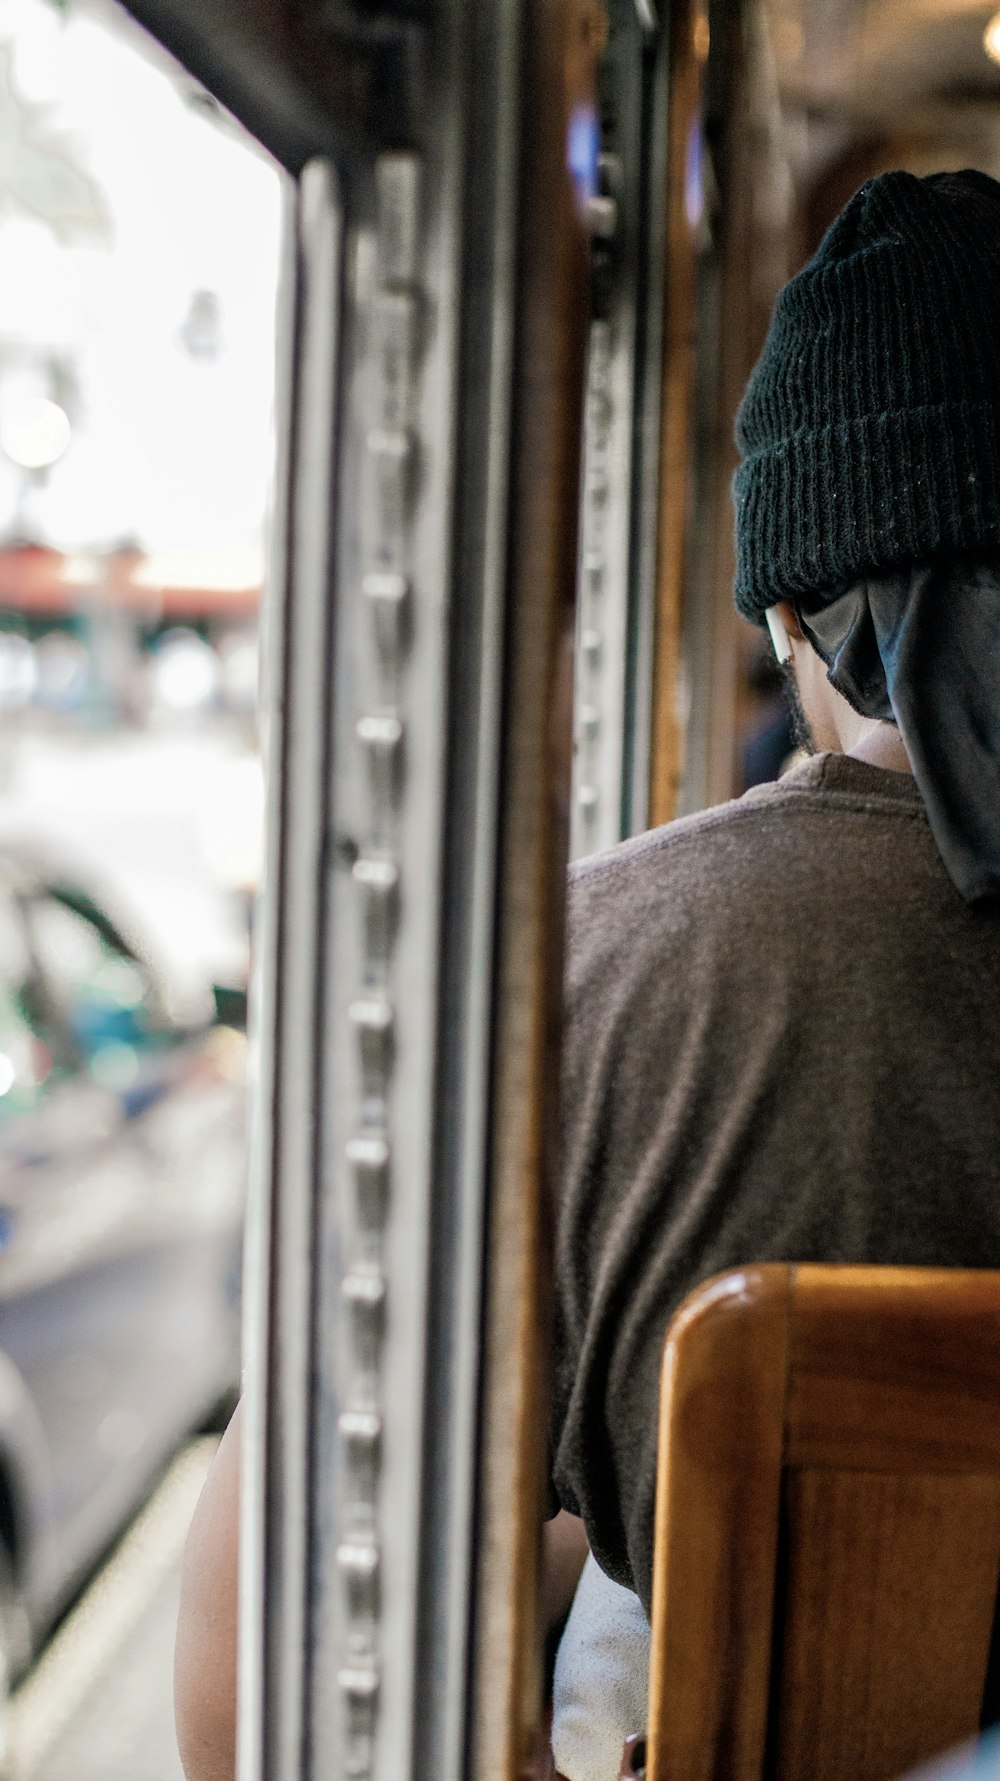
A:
[240, 158, 346, 1781]
[570, 0, 672, 859]
[237, 167, 296, 1781]
[410, 6, 523, 1777]
[305, 117, 467, 1781]
[283, 28, 477, 1776]
[572, 197, 636, 854]
[624, 11, 673, 836]
[239, 37, 479, 1771]
[679, 0, 760, 816]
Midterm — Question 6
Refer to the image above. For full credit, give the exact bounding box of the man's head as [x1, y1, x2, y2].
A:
[733, 168, 1000, 619]
[732, 168, 1000, 898]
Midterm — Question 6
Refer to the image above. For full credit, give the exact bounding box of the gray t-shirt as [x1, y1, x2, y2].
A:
[552, 752, 1000, 1614]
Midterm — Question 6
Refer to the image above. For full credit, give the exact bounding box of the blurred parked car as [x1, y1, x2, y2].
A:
[0, 843, 246, 1704]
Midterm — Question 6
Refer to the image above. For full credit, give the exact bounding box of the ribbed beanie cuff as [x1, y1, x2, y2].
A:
[734, 399, 1000, 620]
[733, 171, 1000, 622]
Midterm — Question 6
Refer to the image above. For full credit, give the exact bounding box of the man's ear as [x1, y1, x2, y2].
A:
[773, 598, 804, 640]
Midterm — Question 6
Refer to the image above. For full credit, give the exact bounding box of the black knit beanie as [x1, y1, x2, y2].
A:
[733, 169, 1000, 622]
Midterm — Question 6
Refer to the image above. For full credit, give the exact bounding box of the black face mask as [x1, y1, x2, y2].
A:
[796, 560, 1000, 904]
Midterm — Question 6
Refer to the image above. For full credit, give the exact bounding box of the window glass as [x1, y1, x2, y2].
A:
[26, 891, 156, 1082]
[0, 890, 48, 1116]
[0, 0, 273, 1758]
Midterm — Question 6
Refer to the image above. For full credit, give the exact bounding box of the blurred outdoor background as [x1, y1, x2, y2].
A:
[0, 0, 281, 1772]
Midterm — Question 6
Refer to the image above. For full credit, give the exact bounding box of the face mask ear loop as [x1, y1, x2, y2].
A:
[765, 605, 794, 664]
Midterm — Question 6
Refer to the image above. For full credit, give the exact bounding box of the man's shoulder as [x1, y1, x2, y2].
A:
[569, 756, 825, 905]
[564, 778, 794, 994]
[566, 754, 930, 976]
[569, 779, 786, 901]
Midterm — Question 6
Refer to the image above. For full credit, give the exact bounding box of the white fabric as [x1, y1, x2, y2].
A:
[551, 1555, 650, 1781]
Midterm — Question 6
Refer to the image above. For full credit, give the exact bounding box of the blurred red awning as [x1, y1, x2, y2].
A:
[0, 544, 261, 618]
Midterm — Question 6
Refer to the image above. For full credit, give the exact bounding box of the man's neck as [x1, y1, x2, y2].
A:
[844, 720, 913, 775]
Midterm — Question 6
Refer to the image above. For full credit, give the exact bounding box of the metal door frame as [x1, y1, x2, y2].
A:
[117, 3, 601, 1777]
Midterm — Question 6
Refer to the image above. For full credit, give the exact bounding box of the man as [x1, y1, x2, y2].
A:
[550, 167, 1000, 1780]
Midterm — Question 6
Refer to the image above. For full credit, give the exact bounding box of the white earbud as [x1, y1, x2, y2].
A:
[765, 605, 794, 665]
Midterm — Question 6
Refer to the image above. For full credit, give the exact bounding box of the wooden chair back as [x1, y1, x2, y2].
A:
[646, 1265, 1000, 1781]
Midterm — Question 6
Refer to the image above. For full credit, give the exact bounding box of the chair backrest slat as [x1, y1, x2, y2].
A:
[788, 1270, 1000, 1473]
[773, 1468, 1000, 1780]
[646, 1265, 1000, 1781]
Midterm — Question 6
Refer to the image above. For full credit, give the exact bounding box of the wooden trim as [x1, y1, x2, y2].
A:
[648, 0, 708, 827]
[469, 4, 597, 1777]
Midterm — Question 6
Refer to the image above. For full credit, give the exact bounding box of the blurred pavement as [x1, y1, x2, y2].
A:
[11, 1439, 216, 1781]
